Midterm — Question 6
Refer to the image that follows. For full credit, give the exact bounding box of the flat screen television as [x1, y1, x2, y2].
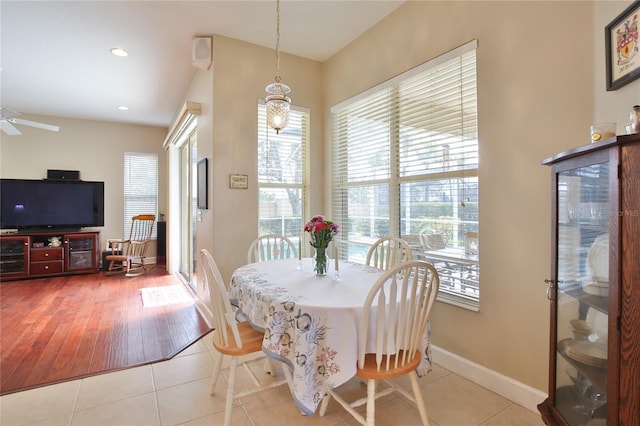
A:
[0, 178, 104, 230]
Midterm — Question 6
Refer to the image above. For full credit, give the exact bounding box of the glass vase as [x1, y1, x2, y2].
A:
[314, 247, 327, 276]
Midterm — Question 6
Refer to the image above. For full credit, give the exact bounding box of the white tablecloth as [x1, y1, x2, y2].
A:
[229, 258, 432, 415]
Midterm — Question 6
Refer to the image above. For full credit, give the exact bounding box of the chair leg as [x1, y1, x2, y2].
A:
[365, 379, 376, 426]
[107, 259, 124, 275]
[264, 357, 276, 375]
[224, 356, 239, 426]
[409, 372, 430, 426]
[318, 392, 332, 416]
[209, 351, 224, 395]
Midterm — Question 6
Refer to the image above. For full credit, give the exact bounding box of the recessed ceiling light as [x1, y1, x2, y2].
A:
[117, 106, 129, 111]
[110, 48, 128, 57]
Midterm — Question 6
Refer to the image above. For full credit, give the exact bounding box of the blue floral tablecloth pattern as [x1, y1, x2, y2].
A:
[229, 259, 431, 415]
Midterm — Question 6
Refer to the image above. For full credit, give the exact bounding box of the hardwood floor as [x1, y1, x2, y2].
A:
[0, 266, 211, 396]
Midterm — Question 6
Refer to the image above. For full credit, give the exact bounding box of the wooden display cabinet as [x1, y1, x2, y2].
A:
[0, 230, 100, 281]
[538, 133, 640, 425]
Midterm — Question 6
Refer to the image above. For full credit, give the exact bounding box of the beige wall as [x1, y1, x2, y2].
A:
[324, 0, 595, 392]
[320, 0, 639, 392]
[165, 52, 214, 277]
[594, 1, 640, 124]
[201, 36, 324, 281]
[0, 115, 167, 256]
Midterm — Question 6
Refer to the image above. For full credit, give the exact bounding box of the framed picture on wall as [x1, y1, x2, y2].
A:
[197, 158, 208, 209]
[605, 0, 640, 91]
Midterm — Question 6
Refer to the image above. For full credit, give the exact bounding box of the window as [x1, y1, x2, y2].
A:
[257, 104, 310, 252]
[332, 40, 479, 309]
[124, 152, 158, 238]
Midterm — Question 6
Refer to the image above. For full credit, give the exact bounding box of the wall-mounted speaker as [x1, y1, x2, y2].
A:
[47, 169, 80, 180]
[192, 37, 212, 70]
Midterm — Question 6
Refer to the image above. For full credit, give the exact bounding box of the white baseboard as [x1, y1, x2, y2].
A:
[431, 345, 547, 413]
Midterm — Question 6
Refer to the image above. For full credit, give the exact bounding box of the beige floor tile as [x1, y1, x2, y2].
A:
[324, 376, 415, 419]
[243, 388, 345, 426]
[443, 374, 512, 408]
[25, 414, 73, 426]
[383, 364, 452, 409]
[322, 376, 438, 426]
[224, 357, 288, 396]
[156, 376, 227, 426]
[422, 374, 511, 425]
[481, 404, 546, 426]
[0, 380, 80, 426]
[201, 333, 215, 355]
[177, 337, 209, 357]
[420, 363, 452, 383]
[75, 365, 154, 410]
[338, 396, 430, 426]
[0, 359, 542, 426]
[152, 351, 214, 390]
[180, 405, 253, 426]
[70, 392, 159, 426]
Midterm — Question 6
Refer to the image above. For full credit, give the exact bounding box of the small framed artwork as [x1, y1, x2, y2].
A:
[229, 174, 248, 189]
[605, 0, 640, 91]
[197, 158, 208, 209]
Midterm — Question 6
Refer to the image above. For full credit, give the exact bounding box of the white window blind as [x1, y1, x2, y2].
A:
[124, 152, 158, 239]
[332, 40, 479, 309]
[257, 104, 310, 252]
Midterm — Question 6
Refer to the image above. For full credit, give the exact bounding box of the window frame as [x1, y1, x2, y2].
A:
[331, 40, 479, 310]
[257, 103, 310, 254]
[124, 152, 159, 239]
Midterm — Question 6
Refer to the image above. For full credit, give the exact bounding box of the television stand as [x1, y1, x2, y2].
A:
[0, 230, 100, 281]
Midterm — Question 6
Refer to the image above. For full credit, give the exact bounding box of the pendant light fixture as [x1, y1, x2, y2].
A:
[264, 0, 291, 134]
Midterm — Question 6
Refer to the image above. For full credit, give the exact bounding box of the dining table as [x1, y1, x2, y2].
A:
[229, 257, 432, 416]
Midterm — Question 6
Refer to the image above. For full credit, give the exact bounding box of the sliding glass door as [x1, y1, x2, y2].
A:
[178, 131, 197, 289]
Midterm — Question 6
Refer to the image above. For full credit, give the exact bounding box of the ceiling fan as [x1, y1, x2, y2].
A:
[0, 108, 60, 136]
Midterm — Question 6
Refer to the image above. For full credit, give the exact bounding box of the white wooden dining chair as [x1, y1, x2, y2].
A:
[200, 249, 289, 426]
[245, 234, 296, 375]
[319, 260, 439, 426]
[365, 236, 413, 271]
[247, 234, 298, 263]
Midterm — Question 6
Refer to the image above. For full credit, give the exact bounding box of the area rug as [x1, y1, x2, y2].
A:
[140, 285, 194, 307]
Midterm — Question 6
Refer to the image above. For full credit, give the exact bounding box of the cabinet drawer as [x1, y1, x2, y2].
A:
[31, 248, 63, 262]
[31, 261, 64, 275]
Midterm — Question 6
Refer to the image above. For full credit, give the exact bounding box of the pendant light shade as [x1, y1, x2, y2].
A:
[265, 0, 291, 134]
[265, 81, 291, 133]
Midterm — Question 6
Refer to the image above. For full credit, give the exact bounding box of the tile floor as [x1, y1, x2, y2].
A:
[1, 336, 545, 426]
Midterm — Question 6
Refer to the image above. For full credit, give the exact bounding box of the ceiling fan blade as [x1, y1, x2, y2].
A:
[0, 108, 21, 119]
[13, 118, 60, 132]
[0, 121, 23, 135]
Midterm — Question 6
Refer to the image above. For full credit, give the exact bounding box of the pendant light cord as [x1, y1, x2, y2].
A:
[275, 0, 281, 83]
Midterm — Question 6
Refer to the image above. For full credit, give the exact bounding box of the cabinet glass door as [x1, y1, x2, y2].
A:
[555, 161, 609, 423]
[0, 237, 28, 275]
[67, 234, 96, 270]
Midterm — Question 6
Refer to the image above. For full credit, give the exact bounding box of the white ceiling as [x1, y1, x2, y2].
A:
[1, 1, 404, 128]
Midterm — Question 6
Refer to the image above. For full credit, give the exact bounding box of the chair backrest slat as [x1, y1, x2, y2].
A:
[200, 249, 242, 348]
[248, 234, 298, 263]
[366, 236, 414, 271]
[126, 214, 155, 257]
[359, 260, 439, 372]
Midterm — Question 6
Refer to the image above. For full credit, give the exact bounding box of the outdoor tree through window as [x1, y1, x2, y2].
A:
[257, 104, 309, 253]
